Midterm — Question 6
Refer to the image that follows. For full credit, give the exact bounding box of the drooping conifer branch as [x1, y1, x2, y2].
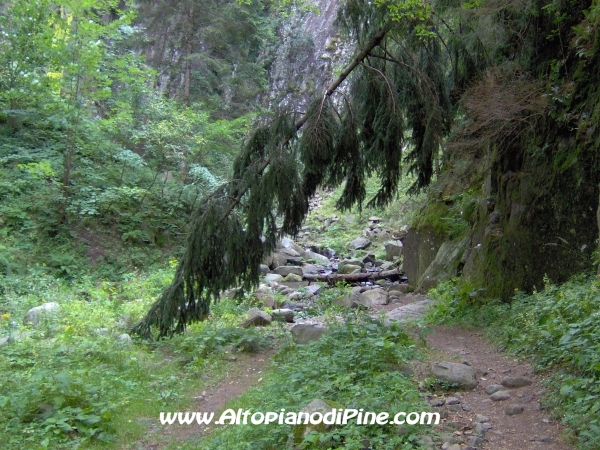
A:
[132, 27, 391, 339]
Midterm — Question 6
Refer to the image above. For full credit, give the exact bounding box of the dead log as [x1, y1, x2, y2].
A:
[303, 269, 401, 284]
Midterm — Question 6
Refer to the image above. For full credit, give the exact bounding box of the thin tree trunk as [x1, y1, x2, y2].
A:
[183, 5, 194, 106]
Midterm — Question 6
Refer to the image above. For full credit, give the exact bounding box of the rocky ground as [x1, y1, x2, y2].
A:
[136, 221, 573, 449]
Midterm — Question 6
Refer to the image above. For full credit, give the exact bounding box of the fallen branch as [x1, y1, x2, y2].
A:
[303, 269, 402, 284]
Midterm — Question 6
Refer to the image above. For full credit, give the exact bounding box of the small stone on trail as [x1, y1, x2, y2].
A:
[431, 361, 478, 389]
[475, 414, 489, 423]
[484, 384, 504, 395]
[429, 398, 445, 407]
[505, 404, 524, 416]
[501, 376, 532, 388]
[446, 397, 460, 405]
[490, 391, 512, 401]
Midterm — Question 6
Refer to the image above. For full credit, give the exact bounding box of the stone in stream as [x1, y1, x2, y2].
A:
[505, 404, 524, 415]
[490, 390, 512, 401]
[431, 362, 477, 390]
[284, 273, 303, 282]
[348, 237, 371, 250]
[359, 288, 388, 306]
[338, 264, 362, 274]
[501, 376, 532, 388]
[264, 273, 284, 283]
[274, 266, 303, 277]
[340, 258, 365, 268]
[484, 384, 505, 395]
[384, 240, 403, 261]
[302, 250, 330, 266]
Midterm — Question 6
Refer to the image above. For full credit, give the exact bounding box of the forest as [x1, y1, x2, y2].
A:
[0, 0, 599, 449]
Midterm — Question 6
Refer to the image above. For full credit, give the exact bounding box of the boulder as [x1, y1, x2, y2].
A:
[259, 264, 270, 275]
[264, 273, 284, 283]
[23, 302, 60, 327]
[284, 273, 303, 282]
[289, 399, 343, 447]
[348, 237, 371, 250]
[384, 240, 403, 261]
[278, 237, 304, 255]
[271, 309, 295, 322]
[340, 258, 365, 268]
[274, 266, 303, 277]
[291, 323, 328, 344]
[302, 250, 330, 266]
[254, 285, 276, 308]
[431, 362, 477, 389]
[117, 333, 133, 345]
[269, 252, 288, 269]
[338, 264, 362, 274]
[240, 308, 272, 328]
[359, 288, 388, 306]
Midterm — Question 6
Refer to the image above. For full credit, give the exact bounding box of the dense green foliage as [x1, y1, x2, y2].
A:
[0, 269, 271, 448]
[0, 0, 267, 280]
[427, 273, 600, 449]
[198, 315, 427, 450]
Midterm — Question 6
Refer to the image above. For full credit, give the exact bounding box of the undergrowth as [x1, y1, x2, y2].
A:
[0, 269, 270, 449]
[193, 314, 431, 450]
[426, 273, 600, 449]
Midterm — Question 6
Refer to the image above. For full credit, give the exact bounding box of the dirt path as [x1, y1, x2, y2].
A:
[381, 298, 573, 450]
[136, 349, 275, 449]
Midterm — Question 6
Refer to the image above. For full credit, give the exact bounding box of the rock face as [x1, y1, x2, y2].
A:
[417, 236, 469, 291]
[431, 362, 477, 390]
[23, 302, 60, 327]
[291, 323, 328, 344]
[384, 240, 403, 261]
[403, 226, 445, 289]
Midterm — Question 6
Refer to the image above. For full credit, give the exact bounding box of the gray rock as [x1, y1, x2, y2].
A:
[240, 308, 272, 328]
[447, 404, 462, 412]
[0, 336, 9, 347]
[431, 362, 477, 389]
[501, 377, 532, 388]
[302, 250, 330, 266]
[284, 273, 303, 282]
[484, 384, 505, 395]
[259, 264, 270, 275]
[388, 284, 410, 295]
[269, 252, 288, 269]
[305, 284, 322, 295]
[447, 444, 462, 450]
[333, 295, 354, 308]
[349, 237, 371, 250]
[475, 422, 492, 435]
[291, 323, 328, 344]
[379, 261, 393, 270]
[345, 215, 355, 224]
[446, 397, 460, 405]
[505, 404, 524, 415]
[274, 266, 303, 277]
[23, 302, 60, 327]
[280, 247, 301, 258]
[369, 216, 381, 222]
[418, 435, 434, 446]
[254, 285, 276, 308]
[467, 436, 484, 448]
[264, 273, 284, 283]
[384, 240, 403, 261]
[490, 391, 512, 401]
[117, 333, 133, 345]
[359, 288, 388, 306]
[475, 414, 490, 423]
[271, 309, 294, 322]
[278, 237, 304, 254]
[338, 264, 362, 274]
[429, 398, 445, 407]
[341, 258, 365, 268]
